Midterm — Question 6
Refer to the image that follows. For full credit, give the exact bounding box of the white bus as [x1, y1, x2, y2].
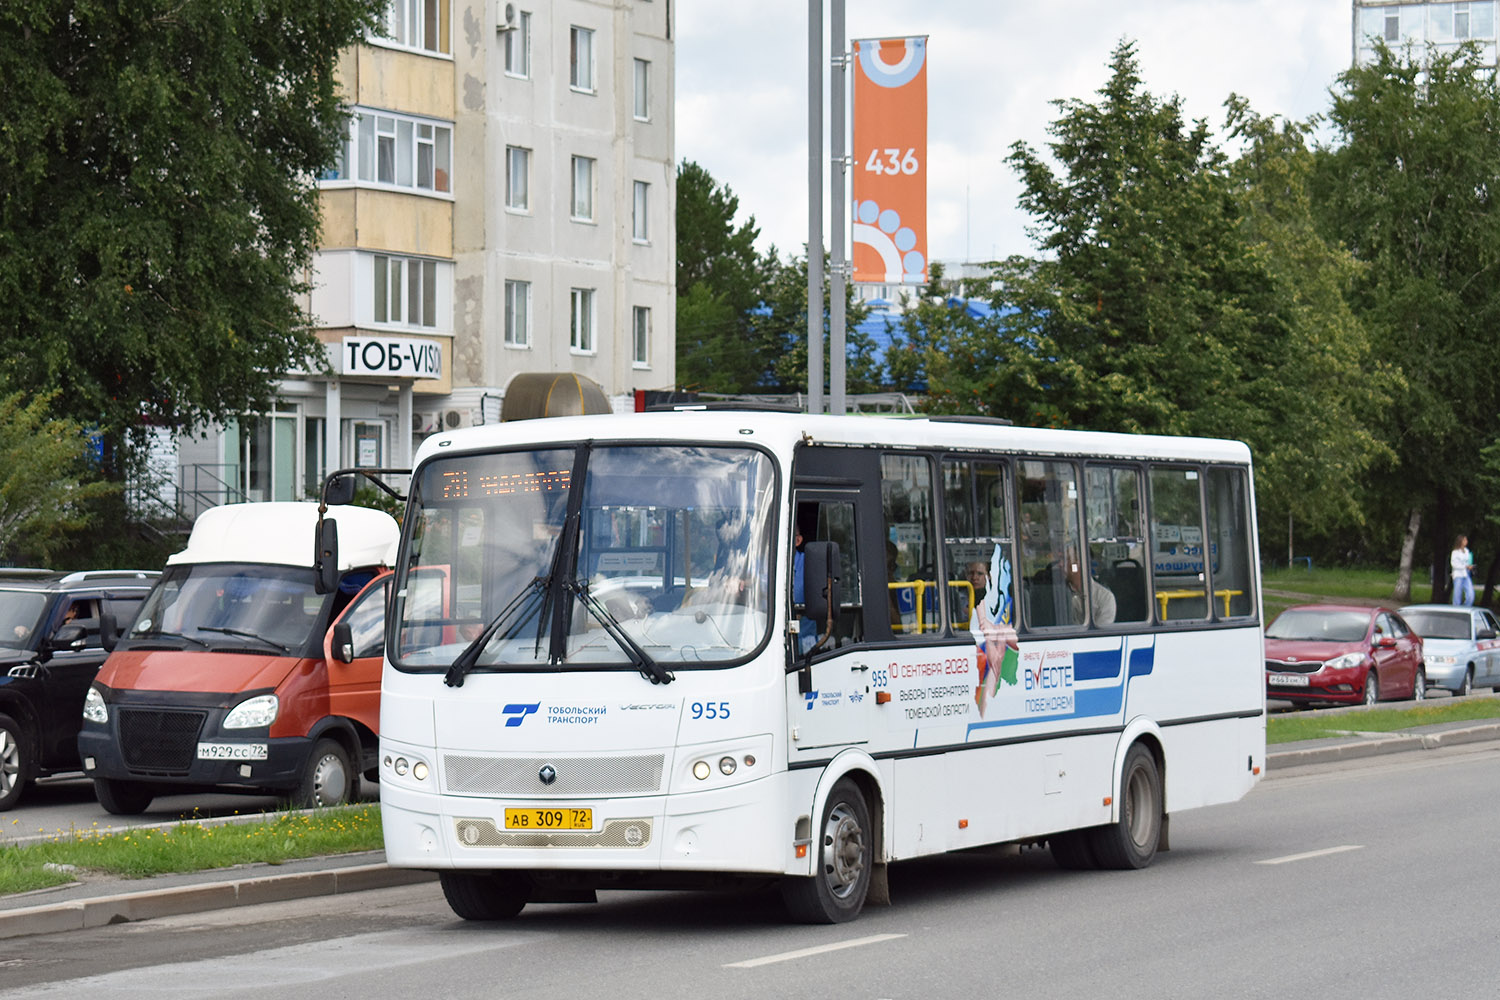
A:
[365, 411, 1264, 923]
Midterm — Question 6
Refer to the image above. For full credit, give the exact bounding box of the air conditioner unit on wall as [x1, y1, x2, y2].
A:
[497, 2, 517, 32]
[414, 413, 441, 434]
[444, 409, 466, 430]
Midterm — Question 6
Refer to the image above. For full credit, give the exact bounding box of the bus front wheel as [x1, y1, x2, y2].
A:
[440, 870, 530, 920]
[782, 778, 873, 924]
[1088, 743, 1162, 870]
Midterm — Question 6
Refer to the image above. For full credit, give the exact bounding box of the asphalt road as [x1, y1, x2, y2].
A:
[2, 742, 1497, 999]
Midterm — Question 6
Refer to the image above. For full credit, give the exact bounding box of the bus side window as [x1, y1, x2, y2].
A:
[942, 458, 1015, 633]
[1149, 466, 1208, 621]
[794, 498, 864, 650]
[1018, 460, 1082, 630]
[1085, 464, 1149, 625]
[1207, 466, 1255, 619]
[881, 453, 939, 637]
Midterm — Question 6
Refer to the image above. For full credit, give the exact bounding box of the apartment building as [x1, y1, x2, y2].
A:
[171, 0, 675, 509]
[1353, 1, 1498, 66]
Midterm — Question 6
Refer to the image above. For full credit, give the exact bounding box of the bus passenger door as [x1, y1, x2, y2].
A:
[789, 490, 876, 750]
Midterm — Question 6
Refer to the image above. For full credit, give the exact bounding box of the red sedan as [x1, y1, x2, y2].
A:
[1265, 604, 1426, 706]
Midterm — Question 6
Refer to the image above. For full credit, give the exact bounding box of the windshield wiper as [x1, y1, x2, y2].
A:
[198, 626, 289, 653]
[445, 578, 547, 688]
[132, 629, 210, 649]
[573, 581, 674, 685]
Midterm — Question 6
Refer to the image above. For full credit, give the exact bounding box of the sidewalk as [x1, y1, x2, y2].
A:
[4, 713, 1499, 941]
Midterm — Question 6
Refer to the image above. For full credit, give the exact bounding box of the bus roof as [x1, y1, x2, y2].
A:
[412, 411, 1253, 468]
[168, 502, 399, 571]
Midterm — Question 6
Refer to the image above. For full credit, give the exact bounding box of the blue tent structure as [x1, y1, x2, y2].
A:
[854, 296, 1007, 393]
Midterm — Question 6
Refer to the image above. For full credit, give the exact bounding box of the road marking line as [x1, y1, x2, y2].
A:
[725, 933, 907, 968]
[1255, 844, 1364, 865]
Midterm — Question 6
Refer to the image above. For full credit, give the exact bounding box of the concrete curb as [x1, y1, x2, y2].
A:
[1266, 721, 1500, 769]
[0, 863, 436, 941]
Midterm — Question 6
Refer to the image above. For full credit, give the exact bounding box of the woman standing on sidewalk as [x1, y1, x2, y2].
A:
[1452, 534, 1475, 606]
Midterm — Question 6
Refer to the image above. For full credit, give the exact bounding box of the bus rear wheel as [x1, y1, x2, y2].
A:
[1088, 743, 1162, 870]
[439, 870, 530, 920]
[782, 778, 873, 924]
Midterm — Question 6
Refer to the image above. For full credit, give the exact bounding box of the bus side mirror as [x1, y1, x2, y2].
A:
[329, 621, 354, 664]
[323, 473, 358, 506]
[315, 518, 340, 595]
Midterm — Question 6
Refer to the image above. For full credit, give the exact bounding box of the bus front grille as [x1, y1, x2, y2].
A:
[443, 754, 665, 796]
[118, 708, 208, 773]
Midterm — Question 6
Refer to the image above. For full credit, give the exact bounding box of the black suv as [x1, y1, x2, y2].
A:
[0, 570, 158, 809]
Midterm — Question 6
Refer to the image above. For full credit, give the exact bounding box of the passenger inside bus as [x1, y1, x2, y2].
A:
[1065, 550, 1117, 626]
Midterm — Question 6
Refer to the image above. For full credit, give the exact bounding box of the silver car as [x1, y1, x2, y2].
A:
[1397, 604, 1500, 696]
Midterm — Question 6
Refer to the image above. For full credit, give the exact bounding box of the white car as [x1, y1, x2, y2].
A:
[1397, 604, 1500, 696]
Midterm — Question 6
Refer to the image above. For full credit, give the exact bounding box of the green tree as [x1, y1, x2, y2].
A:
[752, 250, 875, 395]
[0, 0, 386, 472]
[981, 41, 1273, 439]
[1227, 103, 1395, 566]
[674, 161, 769, 392]
[1312, 42, 1500, 598]
[0, 392, 117, 564]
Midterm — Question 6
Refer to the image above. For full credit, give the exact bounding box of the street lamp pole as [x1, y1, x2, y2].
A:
[807, 0, 824, 415]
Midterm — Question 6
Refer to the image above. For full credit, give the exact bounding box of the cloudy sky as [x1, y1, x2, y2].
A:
[676, 1, 1353, 265]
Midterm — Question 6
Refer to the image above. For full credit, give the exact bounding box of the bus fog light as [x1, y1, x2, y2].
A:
[413, 761, 429, 781]
[395, 757, 410, 776]
[692, 760, 711, 780]
[743, 754, 756, 767]
[719, 756, 736, 775]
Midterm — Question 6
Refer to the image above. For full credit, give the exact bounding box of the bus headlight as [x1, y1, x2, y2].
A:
[224, 694, 279, 729]
[82, 686, 108, 724]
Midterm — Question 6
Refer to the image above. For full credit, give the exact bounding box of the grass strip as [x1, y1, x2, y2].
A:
[1268, 699, 1500, 744]
[0, 804, 383, 897]
[1261, 566, 1407, 601]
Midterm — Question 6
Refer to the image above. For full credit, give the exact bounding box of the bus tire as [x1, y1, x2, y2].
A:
[1089, 743, 1162, 870]
[781, 778, 873, 924]
[439, 870, 530, 920]
[0, 714, 34, 811]
[292, 738, 354, 808]
[94, 777, 155, 816]
[1048, 829, 1099, 870]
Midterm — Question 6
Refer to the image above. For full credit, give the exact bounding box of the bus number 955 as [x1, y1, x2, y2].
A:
[691, 701, 730, 720]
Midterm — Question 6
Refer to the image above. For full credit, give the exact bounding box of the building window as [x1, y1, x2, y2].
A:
[570, 26, 595, 92]
[632, 181, 650, 242]
[632, 306, 651, 367]
[634, 58, 651, 120]
[505, 279, 531, 348]
[504, 9, 531, 76]
[570, 288, 595, 353]
[1384, 10, 1399, 42]
[373, 254, 439, 329]
[571, 156, 595, 221]
[380, 0, 450, 55]
[327, 110, 452, 193]
[506, 146, 530, 211]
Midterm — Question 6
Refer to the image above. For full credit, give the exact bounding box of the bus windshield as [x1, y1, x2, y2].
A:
[395, 444, 777, 674]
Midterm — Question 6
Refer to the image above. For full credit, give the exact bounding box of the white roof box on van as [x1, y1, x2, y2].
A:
[167, 502, 400, 571]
